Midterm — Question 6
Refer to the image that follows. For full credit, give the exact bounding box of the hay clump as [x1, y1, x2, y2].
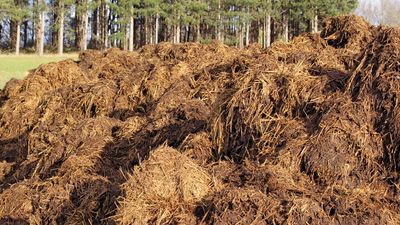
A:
[348, 27, 400, 99]
[321, 15, 376, 52]
[0, 116, 119, 224]
[346, 27, 400, 177]
[212, 62, 329, 162]
[179, 132, 214, 166]
[116, 146, 212, 225]
[267, 33, 328, 64]
[0, 175, 111, 225]
[301, 97, 384, 187]
[0, 60, 89, 140]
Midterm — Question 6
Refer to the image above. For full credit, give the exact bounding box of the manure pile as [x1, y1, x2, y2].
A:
[1, 15, 400, 224]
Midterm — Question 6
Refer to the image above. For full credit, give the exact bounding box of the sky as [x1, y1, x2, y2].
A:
[355, 0, 400, 25]
[355, 0, 381, 24]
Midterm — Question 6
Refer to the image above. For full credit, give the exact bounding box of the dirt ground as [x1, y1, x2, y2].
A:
[1, 15, 400, 224]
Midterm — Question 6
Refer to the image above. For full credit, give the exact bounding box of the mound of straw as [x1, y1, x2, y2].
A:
[0, 15, 400, 224]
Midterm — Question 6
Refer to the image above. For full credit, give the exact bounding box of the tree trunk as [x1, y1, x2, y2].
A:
[0, 23, 2, 43]
[39, 10, 45, 55]
[155, 14, 159, 44]
[313, 14, 318, 33]
[129, 13, 134, 51]
[104, 7, 108, 49]
[75, 2, 78, 47]
[82, 10, 88, 50]
[245, 7, 250, 46]
[134, 16, 139, 47]
[10, 20, 17, 49]
[161, 19, 166, 42]
[124, 24, 128, 50]
[77, 0, 88, 51]
[239, 23, 244, 49]
[52, 2, 58, 49]
[149, 16, 153, 44]
[141, 16, 146, 45]
[31, 21, 35, 45]
[176, 15, 181, 44]
[170, 23, 174, 43]
[183, 25, 186, 42]
[174, 25, 179, 44]
[169, 24, 173, 43]
[100, 0, 108, 49]
[23, 21, 28, 48]
[112, 22, 117, 47]
[15, 22, 20, 55]
[135, 19, 138, 47]
[217, 0, 221, 41]
[186, 25, 190, 42]
[90, 5, 99, 48]
[283, 13, 289, 42]
[10, 0, 21, 49]
[58, 0, 64, 55]
[221, 24, 225, 43]
[263, 17, 267, 47]
[36, 0, 45, 56]
[177, 25, 180, 43]
[75, 0, 81, 48]
[311, 17, 315, 32]
[196, 21, 200, 43]
[144, 15, 148, 45]
[263, 14, 271, 48]
[245, 21, 250, 46]
[258, 20, 262, 45]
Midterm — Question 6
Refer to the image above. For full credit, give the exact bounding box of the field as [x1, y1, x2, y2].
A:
[1, 15, 400, 224]
[0, 54, 78, 88]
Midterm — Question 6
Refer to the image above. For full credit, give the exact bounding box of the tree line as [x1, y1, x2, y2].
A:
[0, 0, 358, 55]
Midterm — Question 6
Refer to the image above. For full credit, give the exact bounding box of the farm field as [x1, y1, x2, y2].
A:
[0, 16, 400, 224]
[0, 54, 78, 88]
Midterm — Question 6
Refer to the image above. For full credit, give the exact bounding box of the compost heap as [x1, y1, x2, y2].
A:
[1, 15, 400, 224]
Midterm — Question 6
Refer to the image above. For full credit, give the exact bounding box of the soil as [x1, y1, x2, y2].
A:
[1, 16, 400, 224]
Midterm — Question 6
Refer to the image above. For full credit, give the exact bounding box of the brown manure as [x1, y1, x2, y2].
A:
[212, 62, 329, 162]
[0, 15, 400, 224]
[300, 97, 384, 187]
[347, 27, 400, 178]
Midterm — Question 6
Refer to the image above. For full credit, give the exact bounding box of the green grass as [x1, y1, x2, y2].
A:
[0, 54, 78, 88]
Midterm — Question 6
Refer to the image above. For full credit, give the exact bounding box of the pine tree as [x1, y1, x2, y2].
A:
[5, 0, 28, 54]
[0, 0, 359, 53]
[142, 0, 166, 44]
[258, 0, 272, 47]
[179, 0, 207, 42]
